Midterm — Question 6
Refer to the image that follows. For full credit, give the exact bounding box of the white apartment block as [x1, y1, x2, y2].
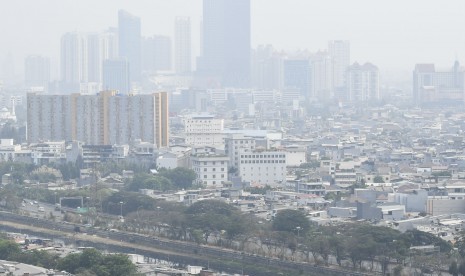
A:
[191, 154, 229, 187]
[224, 134, 256, 169]
[184, 114, 224, 148]
[238, 151, 287, 187]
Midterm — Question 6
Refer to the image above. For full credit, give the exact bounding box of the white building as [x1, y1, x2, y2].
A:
[346, 62, 380, 102]
[224, 133, 256, 169]
[0, 139, 21, 162]
[238, 150, 286, 187]
[184, 114, 224, 148]
[191, 153, 229, 187]
[328, 40, 350, 89]
[283, 145, 307, 167]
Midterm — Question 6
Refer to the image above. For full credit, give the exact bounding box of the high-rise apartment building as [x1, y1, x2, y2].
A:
[27, 92, 169, 148]
[118, 10, 141, 82]
[24, 55, 50, 87]
[175, 17, 192, 74]
[102, 59, 130, 94]
[311, 51, 333, 101]
[60, 32, 87, 92]
[27, 94, 74, 143]
[346, 62, 380, 102]
[329, 40, 350, 89]
[61, 31, 118, 92]
[413, 61, 465, 104]
[201, 0, 250, 87]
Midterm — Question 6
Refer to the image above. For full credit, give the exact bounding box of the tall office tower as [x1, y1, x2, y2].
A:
[346, 62, 380, 102]
[202, 0, 251, 87]
[102, 59, 130, 94]
[60, 32, 88, 92]
[311, 51, 334, 101]
[175, 17, 192, 74]
[328, 40, 350, 89]
[27, 93, 73, 143]
[118, 10, 141, 82]
[27, 91, 169, 147]
[283, 59, 311, 100]
[24, 55, 50, 87]
[413, 61, 465, 104]
[142, 36, 172, 72]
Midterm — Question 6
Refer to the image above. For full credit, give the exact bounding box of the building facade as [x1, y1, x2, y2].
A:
[238, 150, 287, 186]
[27, 91, 169, 148]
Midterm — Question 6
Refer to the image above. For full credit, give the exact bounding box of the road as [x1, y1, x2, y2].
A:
[0, 210, 375, 276]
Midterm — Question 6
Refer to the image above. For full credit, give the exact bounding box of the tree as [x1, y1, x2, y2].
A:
[158, 167, 197, 190]
[185, 200, 250, 244]
[272, 209, 310, 234]
[450, 260, 459, 276]
[0, 239, 20, 260]
[373, 175, 385, 183]
[127, 173, 173, 191]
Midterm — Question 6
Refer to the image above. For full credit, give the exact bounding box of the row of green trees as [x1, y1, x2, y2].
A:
[0, 237, 137, 276]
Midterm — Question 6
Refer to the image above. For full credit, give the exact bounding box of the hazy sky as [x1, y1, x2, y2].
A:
[1, 0, 465, 79]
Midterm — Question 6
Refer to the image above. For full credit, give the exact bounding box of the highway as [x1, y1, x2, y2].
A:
[0, 210, 376, 276]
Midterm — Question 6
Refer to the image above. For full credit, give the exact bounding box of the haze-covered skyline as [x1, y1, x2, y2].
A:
[1, 0, 465, 79]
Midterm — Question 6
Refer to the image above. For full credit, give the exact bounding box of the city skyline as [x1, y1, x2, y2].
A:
[1, 0, 465, 80]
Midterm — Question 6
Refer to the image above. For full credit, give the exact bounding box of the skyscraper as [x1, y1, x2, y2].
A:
[60, 32, 87, 92]
[118, 10, 141, 82]
[329, 40, 350, 89]
[346, 62, 380, 102]
[175, 17, 192, 74]
[24, 55, 50, 87]
[102, 59, 130, 94]
[201, 0, 251, 87]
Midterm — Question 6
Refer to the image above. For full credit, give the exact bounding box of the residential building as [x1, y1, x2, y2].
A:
[328, 40, 350, 89]
[191, 153, 229, 187]
[238, 150, 287, 186]
[184, 114, 224, 148]
[60, 32, 87, 92]
[346, 62, 380, 102]
[27, 92, 169, 148]
[224, 133, 256, 169]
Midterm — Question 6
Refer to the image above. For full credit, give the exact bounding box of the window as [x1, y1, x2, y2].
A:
[204, 168, 207, 172]
[204, 175, 207, 178]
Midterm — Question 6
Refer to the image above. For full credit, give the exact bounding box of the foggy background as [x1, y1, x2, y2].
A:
[1, 0, 465, 81]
